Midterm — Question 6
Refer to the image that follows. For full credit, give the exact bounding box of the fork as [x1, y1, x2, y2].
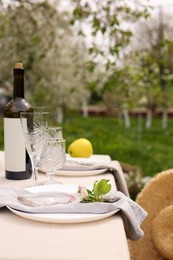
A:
[17, 196, 44, 207]
[17, 196, 69, 207]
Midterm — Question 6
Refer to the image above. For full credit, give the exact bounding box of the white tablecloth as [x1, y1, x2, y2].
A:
[0, 152, 130, 260]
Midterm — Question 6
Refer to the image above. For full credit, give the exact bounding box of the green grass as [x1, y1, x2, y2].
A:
[1, 114, 173, 178]
[62, 114, 173, 177]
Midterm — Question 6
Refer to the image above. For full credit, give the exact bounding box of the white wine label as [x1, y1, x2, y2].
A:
[4, 118, 26, 171]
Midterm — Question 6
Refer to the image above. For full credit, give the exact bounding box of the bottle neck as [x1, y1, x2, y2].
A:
[13, 68, 24, 98]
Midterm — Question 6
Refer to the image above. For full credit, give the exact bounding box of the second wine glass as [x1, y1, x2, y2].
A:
[39, 138, 66, 185]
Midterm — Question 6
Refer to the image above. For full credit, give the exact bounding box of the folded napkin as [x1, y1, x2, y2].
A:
[0, 186, 147, 240]
[64, 160, 129, 197]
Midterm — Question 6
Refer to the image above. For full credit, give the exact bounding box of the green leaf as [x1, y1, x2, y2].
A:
[92, 180, 99, 195]
[92, 179, 111, 197]
[96, 179, 111, 195]
[69, 19, 75, 25]
[101, 27, 106, 34]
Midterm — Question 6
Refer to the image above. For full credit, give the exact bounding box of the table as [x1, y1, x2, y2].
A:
[0, 152, 130, 260]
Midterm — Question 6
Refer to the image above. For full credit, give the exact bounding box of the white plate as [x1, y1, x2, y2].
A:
[7, 207, 118, 224]
[7, 184, 118, 224]
[55, 168, 107, 177]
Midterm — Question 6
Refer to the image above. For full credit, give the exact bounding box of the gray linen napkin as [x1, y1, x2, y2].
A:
[63, 160, 130, 197]
[0, 186, 147, 240]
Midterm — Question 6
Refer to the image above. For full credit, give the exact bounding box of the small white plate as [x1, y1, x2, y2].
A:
[55, 168, 107, 177]
[7, 184, 118, 224]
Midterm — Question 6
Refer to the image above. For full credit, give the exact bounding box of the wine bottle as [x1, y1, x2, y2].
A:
[4, 63, 33, 180]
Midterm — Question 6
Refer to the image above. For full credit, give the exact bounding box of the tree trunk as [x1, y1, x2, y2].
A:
[123, 108, 130, 128]
[56, 106, 63, 124]
[81, 100, 88, 118]
[146, 108, 152, 129]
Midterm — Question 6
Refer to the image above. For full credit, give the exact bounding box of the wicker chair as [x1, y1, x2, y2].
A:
[129, 169, 173, 260]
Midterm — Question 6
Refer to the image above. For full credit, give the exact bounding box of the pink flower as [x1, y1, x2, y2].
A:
[69, 195, 76, 202]
[78, 185, 88, 198]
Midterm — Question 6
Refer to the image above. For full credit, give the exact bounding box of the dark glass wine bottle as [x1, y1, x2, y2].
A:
[4, 63, 33, 180]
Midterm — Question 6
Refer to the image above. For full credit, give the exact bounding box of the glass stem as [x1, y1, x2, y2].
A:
[46, 171, 55, 183]
[32, 155, 38, 186]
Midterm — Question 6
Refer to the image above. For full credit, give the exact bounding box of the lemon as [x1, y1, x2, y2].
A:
[68, 138, 93, 158]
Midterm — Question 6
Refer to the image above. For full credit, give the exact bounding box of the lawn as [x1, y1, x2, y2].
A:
[1, 114, 173, 178]
[61, 114, 173, 178]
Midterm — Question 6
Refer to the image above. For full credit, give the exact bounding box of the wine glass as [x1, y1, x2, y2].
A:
[20, 111, 49, 185]
[39, 138, 66, 185]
